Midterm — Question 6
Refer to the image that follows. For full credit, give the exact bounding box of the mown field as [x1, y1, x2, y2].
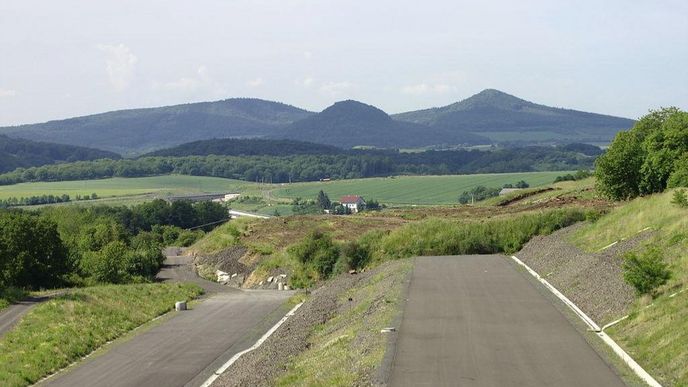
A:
[273, 171, 569, 205]
[0, 175, 257, 201]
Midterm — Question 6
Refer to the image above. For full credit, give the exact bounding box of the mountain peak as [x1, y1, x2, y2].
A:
[320, 100, 391, 123]
[455, 89, 529, 110]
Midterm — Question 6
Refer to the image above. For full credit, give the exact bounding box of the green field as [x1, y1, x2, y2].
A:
[0, 175, 258, 201]
[0, 171, 570, 208]
[273, 172, 569, 205]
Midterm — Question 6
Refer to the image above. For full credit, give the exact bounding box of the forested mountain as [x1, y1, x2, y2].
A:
[274, 100, 490, 148]
[0, 135, 120, 173]
[144, 138, 341, 157]
[393, 89, 635, 144]
[0, 99, 313, 156]
[0, 90, 633, 155]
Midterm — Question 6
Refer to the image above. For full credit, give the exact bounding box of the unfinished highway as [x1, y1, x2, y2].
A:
[388, 255, 626, 387]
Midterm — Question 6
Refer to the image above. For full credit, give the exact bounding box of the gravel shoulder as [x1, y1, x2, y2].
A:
[516, 222, 651, 324]
[212, 260, 412, 386]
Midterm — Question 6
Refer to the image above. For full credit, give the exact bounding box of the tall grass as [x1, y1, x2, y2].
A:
[190, 217, 254, 254]
[0, 283, 202, 386]
[366, 209, 588, 261]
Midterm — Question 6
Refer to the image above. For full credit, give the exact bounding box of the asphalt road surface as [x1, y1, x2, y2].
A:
[42, 252, 292, 387]
[389, 255, 625, 387]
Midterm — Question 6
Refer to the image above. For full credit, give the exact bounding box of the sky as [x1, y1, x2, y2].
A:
[0, 0, 686, 126]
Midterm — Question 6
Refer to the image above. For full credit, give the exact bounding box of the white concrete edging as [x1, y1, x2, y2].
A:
[510, 255, 662, 387]
[199, 302, 304, 387]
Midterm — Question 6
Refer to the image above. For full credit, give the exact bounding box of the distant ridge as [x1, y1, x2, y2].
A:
[393, 89, 635, 144]
[0, 99, 313, 156]
[143, 138, 341, 157]
[0, 135, 120, 173]
[0, 90, 635, 154]
[274, 100, 489, 148]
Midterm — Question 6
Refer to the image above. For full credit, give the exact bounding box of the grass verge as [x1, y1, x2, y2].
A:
[0, 282, 203, 386]
[607, 290, 688, 386]
[275, 260, 412, 386]
[0, 288, 29, 312]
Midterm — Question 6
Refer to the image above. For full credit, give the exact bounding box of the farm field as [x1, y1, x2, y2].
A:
[0, 175, 257, 201]
[0, 171, 571, 207]
[273, 171, 570, 205]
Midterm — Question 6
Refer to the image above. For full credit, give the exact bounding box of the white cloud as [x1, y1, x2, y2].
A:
[0, 89, 17, 98]
[294, 77, 315, 88]
[246, 77, 264, 87]
[161, 65, 214, 92]
[401, 83, 455, 95]
[97, 43, 138, 91]
[319, 81, 354, 97]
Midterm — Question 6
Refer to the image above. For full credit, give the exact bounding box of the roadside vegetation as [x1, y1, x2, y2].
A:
[567, 108, 688, 385]
[595, 107, 688, 200]
[0, 283, 202, 387]
[276, 260, 412, 386]
[0, 199, 225, 293]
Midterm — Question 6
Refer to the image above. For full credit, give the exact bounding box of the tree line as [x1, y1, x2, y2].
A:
[596, 108, 688, 200]
[0, 199, 227, 290]
[0, 146, 597, 186]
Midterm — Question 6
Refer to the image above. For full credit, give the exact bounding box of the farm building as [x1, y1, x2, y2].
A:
[340, 195, 366, 213]
[499, 188, 522, 196]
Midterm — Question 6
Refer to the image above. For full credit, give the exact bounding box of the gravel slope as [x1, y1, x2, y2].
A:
[517, 223, 651, 324]
[212, 261, 410, 386]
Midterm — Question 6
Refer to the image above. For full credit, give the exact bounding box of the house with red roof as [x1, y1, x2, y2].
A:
[339, 195, 366, 213]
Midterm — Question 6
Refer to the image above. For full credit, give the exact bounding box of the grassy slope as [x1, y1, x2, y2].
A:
[0, 283, 202, 387]
[273, 171, 568, 205]
[276, 260, 412, 386]
[571, 189, 688, 386]
[0, 175, 256, 201]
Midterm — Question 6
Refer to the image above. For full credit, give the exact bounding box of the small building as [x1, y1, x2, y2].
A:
[221, 193, 241, 202]
[340, 195, 366, 213]
[499, 188, 522, 196]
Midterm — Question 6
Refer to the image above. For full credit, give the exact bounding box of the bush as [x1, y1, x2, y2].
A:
[287, 231, 340, 280]
[671, 189, 688, 208]
[623, 248, 671, 295]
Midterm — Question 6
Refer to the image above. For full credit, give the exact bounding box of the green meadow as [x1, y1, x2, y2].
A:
[273, 171, 568, 205]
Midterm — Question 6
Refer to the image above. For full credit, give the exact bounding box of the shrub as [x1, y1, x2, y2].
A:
[623, 248, 671, 296]
[287, 231, 340, 280]
[671, 189, 688, 208]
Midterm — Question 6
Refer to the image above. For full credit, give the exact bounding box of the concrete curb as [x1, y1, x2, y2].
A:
[510, 255, 662, 387]
[199, 302, 304, 387]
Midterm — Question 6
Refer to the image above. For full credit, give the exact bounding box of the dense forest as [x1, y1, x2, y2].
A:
[0, 145, 598, 185]
[144, 138, 341, 157]
[0, 135, 120, 173]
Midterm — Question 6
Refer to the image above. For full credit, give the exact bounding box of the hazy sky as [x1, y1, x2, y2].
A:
[1, 0, 686, 126]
